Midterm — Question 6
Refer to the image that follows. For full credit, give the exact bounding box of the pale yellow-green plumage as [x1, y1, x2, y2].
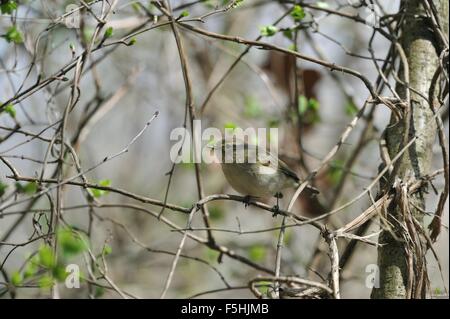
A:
[212, 139, 318, 198]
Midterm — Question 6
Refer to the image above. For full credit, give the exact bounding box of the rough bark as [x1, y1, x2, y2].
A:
[371, 0, 448, 299]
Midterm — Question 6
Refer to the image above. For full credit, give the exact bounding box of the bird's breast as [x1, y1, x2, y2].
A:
[221, 163, 292, 197]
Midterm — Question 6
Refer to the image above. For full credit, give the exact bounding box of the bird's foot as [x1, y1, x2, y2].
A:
[271, 192, 283, 216]
[271, 205, 280, 217]
[243, 195, 253, 208]
[274, 192, 284, 199]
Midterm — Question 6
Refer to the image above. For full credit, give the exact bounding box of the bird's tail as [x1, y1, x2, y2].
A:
[293, 182, 319, 195]
[306, 185, 320, 195]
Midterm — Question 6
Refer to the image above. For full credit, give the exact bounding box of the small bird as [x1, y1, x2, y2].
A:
[211, 139, 318, 211]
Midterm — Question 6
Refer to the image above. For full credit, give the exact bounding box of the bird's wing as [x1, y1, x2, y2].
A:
[258, 150, 300, 182]
[277, 159, 300, 182]
[240, 143, 300, 182]
[259, 149, 319, 194]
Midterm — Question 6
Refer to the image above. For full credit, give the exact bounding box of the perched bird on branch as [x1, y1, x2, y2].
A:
[210, 138, 319, 211]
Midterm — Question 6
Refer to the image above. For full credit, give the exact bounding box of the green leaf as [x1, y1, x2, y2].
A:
[11, 271, 22, 286]
[298, 96, 319, 113]
[15, 181, 38, 194]
[232, 0, 245, 8]
[179, 10, 189, 18]
[284, 228, 294, 246]
[259, 25, 278, 37]
[102, 244, 112, 256]
[298, 95, 309, 115]
[224, 122, 237, 131]
[58, 228, 87, 257]
[0, 1, 17, 14]
[0, 181, 7, 197]
[38, 245, 55, 268]
[79, 271, 86, 283]
[179, 161, 194, 170]
[298, 96, 320, 124]
[4, 26, 23, 44]
[345, 101, 359, 116]
[24, 182, 37, 193]
[131, 2, 141, 12]
[205, 248, 220, 262]
[89, 179, 111, 198]
[248, 245, 266, 262]
[94, 286, 105, 298]
[82, 28, 94, 43]
[434, 287, 443, 295]
[267, 118, 280, 128]
[128, 37, 137, 46]
[23, 260, 38, 279]
[99, 179, 111, 187]
[208, 205, 224, 221]
[38, 275, 54, 289]
[104, 27, 113, 38]
[291, 5, 306, 22]
[53, 264, 69, 282]
[328, 160, 344, 185]
[283, 28, 293, 40]
[2, 103, 16, 118]
[256, 280, 272, 296]
[308, 98, 319, 110]
[202, 0, 215, 9]
[243, 96, 262, 118]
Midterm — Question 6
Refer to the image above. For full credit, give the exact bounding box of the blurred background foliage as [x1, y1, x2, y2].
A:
[0, 0, 448, 298]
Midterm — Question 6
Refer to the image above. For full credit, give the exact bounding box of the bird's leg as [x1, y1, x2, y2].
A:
[243, 195, 254, 208]
[271, 192, 283, 217]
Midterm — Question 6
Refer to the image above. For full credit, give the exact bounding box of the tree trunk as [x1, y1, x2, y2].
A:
[371, 0, 448, 299]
